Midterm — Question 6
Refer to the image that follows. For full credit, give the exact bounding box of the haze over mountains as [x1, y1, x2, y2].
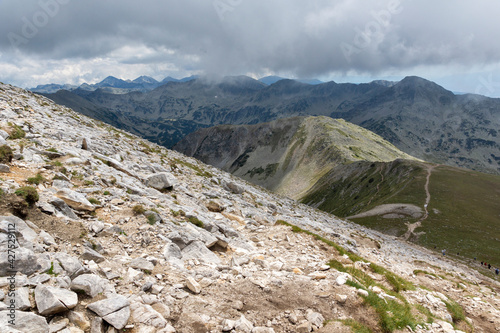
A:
[42, 75, 500, 175]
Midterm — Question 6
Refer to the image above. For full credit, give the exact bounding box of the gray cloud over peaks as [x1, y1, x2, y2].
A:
[1, 0, 500, 93]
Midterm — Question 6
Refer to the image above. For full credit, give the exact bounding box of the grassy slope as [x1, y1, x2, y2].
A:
[302, 161, 500, 267]
[420, 166, 500, 266]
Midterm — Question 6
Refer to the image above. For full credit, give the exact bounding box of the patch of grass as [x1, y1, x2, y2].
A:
[27, 173, 45, 185]
[188, 216, 204, 228]
[8, 123, 25, 139]
[51, 160, 63, 167]
[46, 147, 58, 153]
[88, 198, 101, 205]
[275, 219, 347, 255]
[361, 290, 417, 332]
[444, 300, 466, 324]
[172, 158, 213, 178]
[132, 204, 145, 215]
[170, 209, 180, 217]
[0, 145, 13, 163]
[103, 191, 111, 195]
[340, 319, 372, 333]
[46, 262, 59, 276]
[146, 214, 156, 225]
[84, 180, 94, 186]
[371, 263, 414, 292]
[415, 304, 434, 324]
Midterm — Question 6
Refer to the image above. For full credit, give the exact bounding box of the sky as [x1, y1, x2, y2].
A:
[1, 0, 500, 96]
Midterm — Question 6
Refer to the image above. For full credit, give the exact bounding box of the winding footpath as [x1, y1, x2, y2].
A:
[402, 164, 435, 240]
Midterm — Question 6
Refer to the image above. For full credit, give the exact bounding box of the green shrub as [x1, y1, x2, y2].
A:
[103, 191, 111, 195]
[27, 173, 45, 185]
[132, 204, 145, 215]
[146, 214, 156, 225]
[15, 186, 39, 205]
[0, 145, 13, 163]
[88, 198, 101, 205]
[188, 216, 204, 228]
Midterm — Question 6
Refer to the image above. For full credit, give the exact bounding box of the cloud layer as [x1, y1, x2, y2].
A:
[1, 0, 500, 94]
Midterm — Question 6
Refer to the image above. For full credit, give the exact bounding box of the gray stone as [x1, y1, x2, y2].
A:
[0, 310, 49, 333]
[35, 284, 78, 315]
[0, 164, 10, 173]
[50, 197, 79, 219]
[132, 304, 168, 328]
[185, 276, 201, 294]
[71, 274, 109, 297]
[0, 215, 38, 242]
[252, 328, 275, 333]
[296, 321, 312, 333]
[52, 179, 72, 189]
[55, 188, 95, 211]
[68, 311, 91, 331]
[103, 305, 130, 330]
[130, 258, 155, 272]
[223, 181, 245, 194]
[90, 317, 105, 333]
[0, 247, 40, 277]
[55, 252, 84, 278]
[6, 287, 31, 310]
[81, 248, 105, 263]
[39, 230, 56, 245]
[234, 315, 253, 333]
[144, 172, 178, 190]
[306, 310, 324, 328]
[49, 317, 70, 333]
[181, 240, 221, 265]
[87, 294, 130, 317]
[0, 129, 9, 139]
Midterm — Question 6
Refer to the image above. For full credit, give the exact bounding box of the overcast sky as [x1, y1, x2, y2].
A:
[1, 0, 500, 96]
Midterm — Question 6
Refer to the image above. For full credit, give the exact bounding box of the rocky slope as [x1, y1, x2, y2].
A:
[0, 83, 499, 332]
[44, 76, 500, 174]
[173, 116, 417, 199]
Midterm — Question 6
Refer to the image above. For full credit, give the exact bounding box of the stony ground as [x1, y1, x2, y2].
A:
[0, 82, 499, 333]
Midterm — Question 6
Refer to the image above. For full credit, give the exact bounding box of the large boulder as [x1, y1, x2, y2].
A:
[181, 240, 221, 265]
[55, 189, 95, 211]
[144, 172, 178, 190]
[87, 295, 131, 330]
[35, 284, 78, 315]
[71, 274, 110, 297]
[0, 310, 49, 333]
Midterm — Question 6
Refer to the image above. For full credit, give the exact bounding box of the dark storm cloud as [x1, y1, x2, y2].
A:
[1, 0, 500, 88]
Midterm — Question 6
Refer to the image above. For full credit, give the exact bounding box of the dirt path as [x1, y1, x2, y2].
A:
[402, 165, 435, 240]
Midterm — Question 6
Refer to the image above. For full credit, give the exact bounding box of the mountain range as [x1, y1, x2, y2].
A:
[42, 75, 500, 175]
[30, 75, 199, 94]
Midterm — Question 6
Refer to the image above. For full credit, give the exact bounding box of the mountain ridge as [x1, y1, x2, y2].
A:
[42, 75, 500, 175]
